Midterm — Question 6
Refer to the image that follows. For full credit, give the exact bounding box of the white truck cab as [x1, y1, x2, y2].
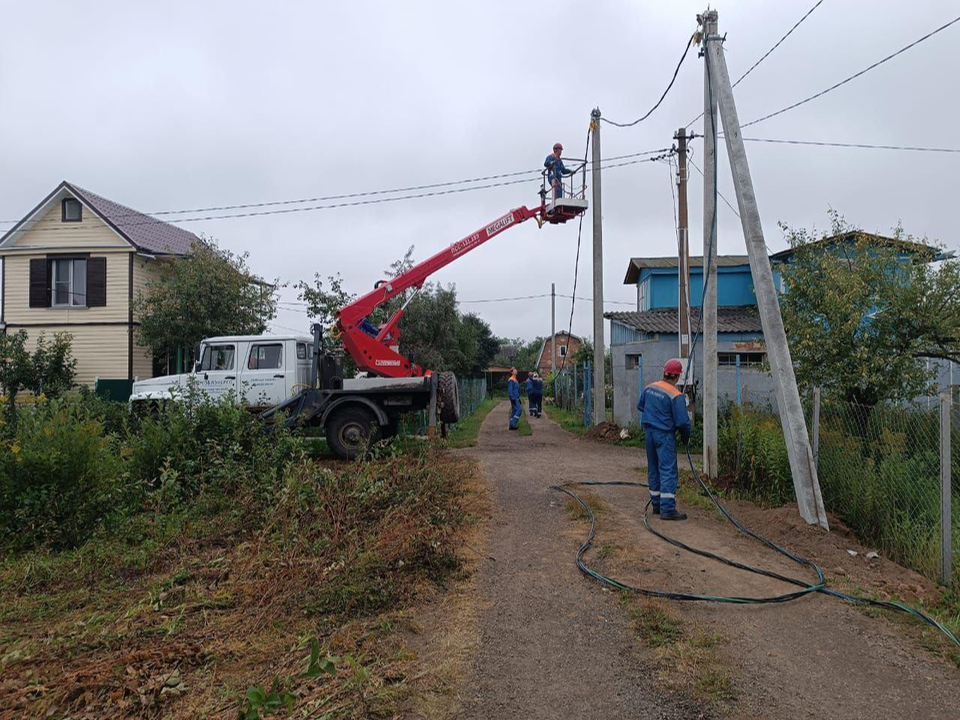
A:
[130, 334, 314, 409]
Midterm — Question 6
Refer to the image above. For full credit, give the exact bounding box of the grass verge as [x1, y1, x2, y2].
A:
[518, 411, 532, 437]
[0, 446, 478, 719]
[621, 596, 737, 709]
[445, 397, 499, 449]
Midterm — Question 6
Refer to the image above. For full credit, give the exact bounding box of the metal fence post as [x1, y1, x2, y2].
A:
[638, 355, 644, 425]
[812, 387, 821, 467]
[940, 391, 953, 587]
[736, 353, 742, 407]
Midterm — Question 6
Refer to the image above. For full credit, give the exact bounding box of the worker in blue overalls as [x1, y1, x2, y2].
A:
[544, 142, 574, 199]
[637, 358, 691, 520]
[531, 373, 543, 418]
[507, 367, 522, 431]
[525, 375, 535, 415]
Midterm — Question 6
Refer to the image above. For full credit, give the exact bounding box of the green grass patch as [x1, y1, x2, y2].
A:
[624, 597, 684, 648]
[518, 412, 532, 437]
[543, 403, 587, 435]
[445, 397, 499, 449]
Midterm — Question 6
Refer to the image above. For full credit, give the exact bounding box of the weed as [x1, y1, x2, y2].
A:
[626, 599, 684, 648]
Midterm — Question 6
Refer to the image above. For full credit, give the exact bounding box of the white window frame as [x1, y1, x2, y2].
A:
[50, 258, 87, 308]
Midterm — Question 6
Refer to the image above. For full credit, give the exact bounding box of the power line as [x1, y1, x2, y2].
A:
[738, 136, 960, 153]
[0, 148, 671, 227]
[687, 156, 740, 219]
[0, 152, 673, 233]
[601, 31, 697, 128]
[741, 13, 960, 129]
[686, 0, 826, 128]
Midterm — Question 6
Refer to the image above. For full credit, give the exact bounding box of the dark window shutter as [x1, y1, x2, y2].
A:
[29, 258, 50, 308]
[87, 257, 106, 307]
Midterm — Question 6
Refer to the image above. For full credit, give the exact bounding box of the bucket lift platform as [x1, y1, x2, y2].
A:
[541, 161, 589, 224]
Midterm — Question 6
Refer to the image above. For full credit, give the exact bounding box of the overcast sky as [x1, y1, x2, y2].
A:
[2, 0, 958, 344]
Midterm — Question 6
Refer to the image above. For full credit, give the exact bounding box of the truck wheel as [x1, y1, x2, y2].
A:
[326, 406, 380, 460]
[437, 371, 460, 424]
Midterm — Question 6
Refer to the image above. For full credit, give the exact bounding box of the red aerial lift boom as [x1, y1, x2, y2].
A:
[264, 165, 587, 458]
[335, 169, 588, 377]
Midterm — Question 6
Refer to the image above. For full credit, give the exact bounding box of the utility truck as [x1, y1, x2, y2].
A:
[133, 167, 588, 459]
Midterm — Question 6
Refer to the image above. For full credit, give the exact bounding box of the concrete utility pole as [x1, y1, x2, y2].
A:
[702, 13, 829, 528]
[590, 108, 606, 426]
[701, 10, 719, 478]
[675, 128, 691, 359]
[551, 282, 557, 374]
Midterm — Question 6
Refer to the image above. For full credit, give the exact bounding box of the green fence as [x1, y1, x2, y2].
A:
[720, 394, 958, 588]
[398, 376, 488, 436]
[553, 361, 594, 426]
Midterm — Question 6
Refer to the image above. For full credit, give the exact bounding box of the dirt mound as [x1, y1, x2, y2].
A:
[583, 421, 625, 442]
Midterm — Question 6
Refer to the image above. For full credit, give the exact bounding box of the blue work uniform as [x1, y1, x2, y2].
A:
[525, 378, 535, 415]
[544, 154, 572, 198]
[508, 375, 522, 429]
[638, 380, 691, 515]
[532, 378, 543, 415]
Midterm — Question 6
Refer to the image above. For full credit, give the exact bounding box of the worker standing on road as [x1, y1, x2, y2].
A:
[637, 359, 691, 521]
[544, 143, 574, 199]
[525, 375, 535, 416]
[508, 367, 522, 431]
[531, 373, 543, 417]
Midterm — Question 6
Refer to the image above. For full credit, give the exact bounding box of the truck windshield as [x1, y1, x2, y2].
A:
[199, 344, 236, 371]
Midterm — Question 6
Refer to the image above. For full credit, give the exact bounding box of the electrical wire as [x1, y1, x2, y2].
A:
[600, 31, 697, 128]
[687, 155, 741, 219]
[686, 0, 826, 128]
[741, 13, 960, 129]
[738, 136, 960, 153]
[0, 153, 674, 235]
[0, 148, 671, 228]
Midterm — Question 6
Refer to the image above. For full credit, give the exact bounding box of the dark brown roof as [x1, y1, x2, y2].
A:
[624, 255, 750, 284]
[605, 306, 763, 334]
[69, 183, 198, 255]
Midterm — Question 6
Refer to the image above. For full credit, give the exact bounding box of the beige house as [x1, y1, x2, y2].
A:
[0, 181, 196, 387]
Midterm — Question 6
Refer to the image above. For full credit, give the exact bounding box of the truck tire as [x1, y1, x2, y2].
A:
[437, 371, 460, 424]
[326, 405, 380, 460]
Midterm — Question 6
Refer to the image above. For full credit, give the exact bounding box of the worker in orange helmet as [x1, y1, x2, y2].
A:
[544, 142, 574, 199]
[507, 367, 522, 431]
[637, 358, 691, 520]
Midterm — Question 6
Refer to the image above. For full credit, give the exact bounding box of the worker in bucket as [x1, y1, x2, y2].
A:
[544, 142, 574, 199]
[507, 367, 522, 431]
[637, 358, 691, 520]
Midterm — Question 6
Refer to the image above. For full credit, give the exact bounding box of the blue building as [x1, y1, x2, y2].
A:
[605, 233, 955, 426]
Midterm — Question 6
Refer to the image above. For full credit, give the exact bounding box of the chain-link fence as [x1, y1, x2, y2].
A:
[719, 392, 957, 587]
[814, 397, 952, 585]
[552, 361, 594, 426]
[398, 375, 488, 436]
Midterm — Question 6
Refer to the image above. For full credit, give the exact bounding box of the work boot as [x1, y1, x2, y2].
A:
[651, 506, 660, 515]
[660, 510, 688, 521]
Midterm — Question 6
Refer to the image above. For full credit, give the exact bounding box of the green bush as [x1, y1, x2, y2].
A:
[0, 398, 127, 551]
[0, 391, 304, 553]
[718, 405, 794, 506]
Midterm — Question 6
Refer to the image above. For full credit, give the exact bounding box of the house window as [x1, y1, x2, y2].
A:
[199, 344, 236, 371]
[51, 258, 87, 307]
[718, 352, 766, 368]
[559, 345, 567, 357]
[248, 343, 283, 370]
[626, 354, 641, 370]
[62, 198, 82, 222]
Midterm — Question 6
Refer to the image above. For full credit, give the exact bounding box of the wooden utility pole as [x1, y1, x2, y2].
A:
[701, 9, 719, 478]
[675, 128, 691, 359]
[590, 108, 606, 426]
[702, 11, 828, 528]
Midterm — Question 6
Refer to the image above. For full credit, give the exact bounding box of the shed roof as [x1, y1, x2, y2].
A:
[623, 255, 749, 284]
[606, 306, 762, 335]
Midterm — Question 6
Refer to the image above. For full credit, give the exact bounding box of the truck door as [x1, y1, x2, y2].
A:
[240, 341, 287, 408]
[196, 342, 239, 400]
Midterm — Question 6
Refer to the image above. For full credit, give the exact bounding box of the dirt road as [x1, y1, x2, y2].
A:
[455, 401, 960, 719]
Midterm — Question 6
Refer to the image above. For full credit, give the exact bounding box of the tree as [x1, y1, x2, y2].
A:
[463, 314, 500, 371]
[133, 239, 277, 366]
[0, 330, 77, 427]
[779, 214, 960, 406]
